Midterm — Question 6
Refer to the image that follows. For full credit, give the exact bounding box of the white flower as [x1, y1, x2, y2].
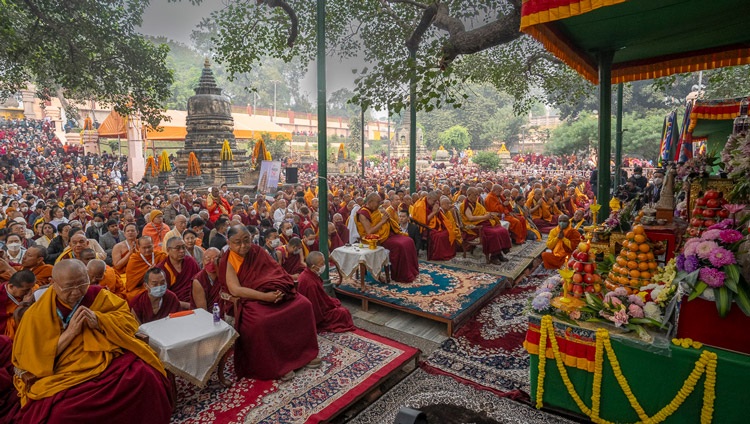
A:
[643, 302, 662, 321]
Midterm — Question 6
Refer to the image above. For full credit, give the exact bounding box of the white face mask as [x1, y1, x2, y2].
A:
[305, 239, 315, 246]
[94, 221, 103, 228]
[6, 242, 21, 252]
[316, 265, 327, 276]
[270, 239, 281, 248]
[284, 229, 293, 237]
[149, 284, 167, 298]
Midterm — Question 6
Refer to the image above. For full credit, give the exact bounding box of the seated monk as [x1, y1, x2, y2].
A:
[276, 237, 305, 279]
[542, 215, 582, 269]
[460, 188, 512, 264]
[124, 237, 167, 303]
[86, 258, 127, 300]
[327, 222, 345, 251]
[0, 335, 20, 423]
[220, 225, 320, 381]
[357, 194, 419, 283]
[412, 191, 455, 261]
[0, 271, 36, 339]
[485, 184, 526, 245]
[158, 237, 200, 309]
[12, 260, 171, 424]
[332, 213, 349, 244]
[111, 223, 139, 289]
[439, 196, 464, 249]
[130, 268, 182, 324]
[15, 245, 52, 286]
[53, 232, 89, 263]
[526, 188, 560, 234]
[191, 248, 222, 311]
[300, 228, 319, 259]
[298, 252, 354, 333]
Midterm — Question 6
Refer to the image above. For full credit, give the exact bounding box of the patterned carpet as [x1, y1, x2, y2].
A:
[350, 369, 573, 424]
[335, 261, 508, 321]
[422, 272, 550, 395]
[424, 240, 547, 279]
[170, 329, 418, 424]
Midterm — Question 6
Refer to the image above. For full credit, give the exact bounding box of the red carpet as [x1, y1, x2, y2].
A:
[171, 329, 418, 424]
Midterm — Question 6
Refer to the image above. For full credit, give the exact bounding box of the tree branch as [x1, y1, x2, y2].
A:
[257, 0, 298, 48]
[387, 0, 428, 8]
[406, 3, 437, 54]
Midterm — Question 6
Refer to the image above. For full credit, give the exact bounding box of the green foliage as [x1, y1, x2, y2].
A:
[472, 151, 501, 171]
[0, 0, 173, 128]
[546, 112, 599, 155]
[256, 133, 292, 161]
[108, 140, 120, 153]
[438, 125, 471, 151]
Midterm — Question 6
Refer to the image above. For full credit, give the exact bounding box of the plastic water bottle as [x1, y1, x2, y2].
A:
[212, 303, 221, 325]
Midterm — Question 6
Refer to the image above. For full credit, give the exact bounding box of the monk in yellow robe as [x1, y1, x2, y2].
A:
[485, 184, 526, 245]
[542, 215, 582, 269]
[111, 223, 138, 289]
[15, 246, 52, 286]
[87, 259, 127, 301]
[460, 188, 512, 264]
[124, 237, 167, 303]
[412, 192, 455, 261]
[0, 271, 36, 339]
[11, 260, 171, 423]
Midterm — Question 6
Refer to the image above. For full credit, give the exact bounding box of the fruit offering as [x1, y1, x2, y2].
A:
[687, 189, 728, 238]
[565, 242, 603, 298]
[605, 225, 659, 294]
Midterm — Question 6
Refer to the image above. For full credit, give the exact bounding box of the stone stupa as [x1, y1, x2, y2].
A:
[176, 59, 248, 187]
[391, 105, 427, 159]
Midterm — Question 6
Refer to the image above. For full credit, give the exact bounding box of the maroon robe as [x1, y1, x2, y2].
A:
[463, 200, 512, 255]
[329, 231, 344, 251]
[357, 208, 420, 283]
[158, 255, 201, 304]
[0, 335, 20, 424]
[190, 270, 221, 311]
[276, 245, 305, 276]
[19, 286, 172, 424]
[218, 245, 318, 380]
[297, 269, 354, 333]
[334, 222, 349, 244]
[130, 290, 182, 324]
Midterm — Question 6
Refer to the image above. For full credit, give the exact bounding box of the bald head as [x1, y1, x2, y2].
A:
[305, 251, 325, 267]
[52, 259, 88, 283]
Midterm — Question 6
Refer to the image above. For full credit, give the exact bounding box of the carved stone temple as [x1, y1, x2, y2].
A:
[176, 60, 248, 187]
[390, 105, 427, 159]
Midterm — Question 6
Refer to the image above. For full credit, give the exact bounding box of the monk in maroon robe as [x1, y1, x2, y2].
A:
[276, 238, 305, 278]
[460, 188, 511, 264]
[0, 335, 20, 424]
[328, 222, 345, 251]
[12, 260, 171, 424]
[333, 214, 349, 244]
[158, 237, 201, 307]
[220, 226, 320, 381]
[298, 253, 354, 333]
[191, 247, 222, 311]
[130, 268, 182, 324]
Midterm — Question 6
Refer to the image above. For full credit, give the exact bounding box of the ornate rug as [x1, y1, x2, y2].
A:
[425, 240, 546, 279]
[170, 329, 418, 424]
[334, 261, 508, 321]
[350, 369, 573, 424]
[422, 274, 548, 395]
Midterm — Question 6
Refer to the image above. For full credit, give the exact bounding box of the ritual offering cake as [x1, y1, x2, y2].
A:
[565, 242, 602, 297]
[605, 225, 659, 294]
[687, 189, 729, 238]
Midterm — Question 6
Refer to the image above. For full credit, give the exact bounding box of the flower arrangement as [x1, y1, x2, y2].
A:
[676, 152, 718, 181]
[675, 218, 750, 317]
[580, 289, 665, 340]
[529, 275, 563, 314]
[603, 196, 637, 233]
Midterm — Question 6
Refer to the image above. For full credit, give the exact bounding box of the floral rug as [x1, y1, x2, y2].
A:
[334, 261, 508, 321]
[422, 273, 549, 395]
[350, 369, 573, 424]
[424, 240, 547, 279]
[170, 329, 418, 424]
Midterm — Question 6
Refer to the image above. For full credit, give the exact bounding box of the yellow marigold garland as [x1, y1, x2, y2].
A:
[534, 315, 717, 424]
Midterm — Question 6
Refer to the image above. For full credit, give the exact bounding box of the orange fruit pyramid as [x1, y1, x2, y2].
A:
[605, 225, 658, 294]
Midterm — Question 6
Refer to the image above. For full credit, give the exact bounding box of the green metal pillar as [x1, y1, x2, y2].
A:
[597, 51, 614, 221]
[409, 49, 417, 193]
[316, 0, 330, 287]
[361, 106, 365, 178]
[614, 83, 624, 189]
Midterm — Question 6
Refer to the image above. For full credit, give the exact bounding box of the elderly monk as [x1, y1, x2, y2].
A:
[220, 225, 320, 381]
[526, 188, 560, 234]
[460, 188, 512, 264]
[412, 191, 456, 261]
[130, 268, 182, 325]
[12, 260, 171, 424]
[124, 237, 167, 303]
[162, 214, 188, 250]
[158, 237, 200, 309]
[142, 210, 170, 252]
[298, 252, 354, 333]
[542, 215, 582, 270]
[485, 184, 526, 245]
[53, 232, 89, 263]
[191, 248, 222, 311]
[276, 237, 305, 279]
[439, 196, 463, 248]
[207, 186, 231, 223]
[87, 258, 126, 300]
[16, 245, 52, 286]
[356, 193, 419, 283]
[0, 271, 36, 339]
[111, 223, 139, 288]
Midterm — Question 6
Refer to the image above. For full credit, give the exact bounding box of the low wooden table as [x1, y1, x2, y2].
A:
[330, 245, 391, 291]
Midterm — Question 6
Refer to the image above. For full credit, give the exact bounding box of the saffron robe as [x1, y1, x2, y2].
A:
[526, 197, 560, 234]
[159, 255, 201, 304]
[0, 284, 22, 339]
[12, 286, 171, 424]
[130, 290, 182, 324]
[485, 192, 526, 244]
[412, 198, 455, 261]
[190, 270, 222, 311]
[542, 226, 582, 269]
[460, 199, 512, 255]
[218, 245, 319, 380]
[356, 207, 419, 283]
[99, 266, 127, 300]
[124, 251, 168, 303]
[207, 195, 231, 223]
[297, 269, 354, 333]
[13, 264, 53, 286]
[141, 222, 170, 252]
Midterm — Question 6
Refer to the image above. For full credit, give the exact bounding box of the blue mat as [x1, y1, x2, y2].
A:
[334, 261, 508, 321]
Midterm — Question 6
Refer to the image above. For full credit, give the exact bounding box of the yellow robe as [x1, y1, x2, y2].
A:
[12, 288, 165, 405]
[459, 200, 499, 237]
[355, 207, 405, 243]
[412, 198, 456, 245]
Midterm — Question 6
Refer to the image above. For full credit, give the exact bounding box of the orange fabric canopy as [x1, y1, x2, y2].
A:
[96, 111, 128, 138]
[146, 110, 291, 141]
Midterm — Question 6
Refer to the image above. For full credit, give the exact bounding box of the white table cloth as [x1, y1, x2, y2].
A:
[138, 308, 238, 387]
[330, 245, 390, 279]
